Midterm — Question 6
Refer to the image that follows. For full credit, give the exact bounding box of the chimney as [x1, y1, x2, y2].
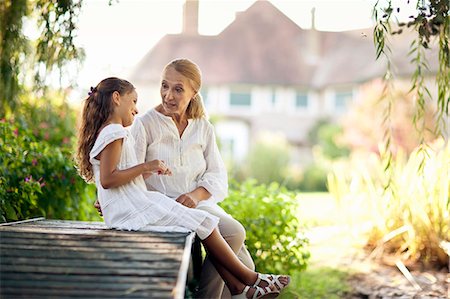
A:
[307, 7, 319, 64]
[183, 0, 199, 35]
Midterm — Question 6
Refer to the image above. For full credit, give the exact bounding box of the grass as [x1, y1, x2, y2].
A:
[280, 267, 351, 299]
[277, 192, 368, 298]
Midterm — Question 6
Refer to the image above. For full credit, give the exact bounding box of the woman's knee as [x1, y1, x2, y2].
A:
[220, 217, 246, 248]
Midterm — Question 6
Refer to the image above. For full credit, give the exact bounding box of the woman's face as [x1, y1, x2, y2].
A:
[160, 66, 196, 117]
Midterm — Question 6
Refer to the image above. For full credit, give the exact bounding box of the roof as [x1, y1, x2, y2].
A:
[130, 0, 439, 89]
[0, 218, 194, 299]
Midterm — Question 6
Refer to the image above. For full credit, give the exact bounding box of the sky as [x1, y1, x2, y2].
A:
[71, 0, 417, 103]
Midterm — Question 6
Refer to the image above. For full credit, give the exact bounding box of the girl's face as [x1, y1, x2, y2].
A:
[118, 89, 138, 127]
[160, 66, 196, 117]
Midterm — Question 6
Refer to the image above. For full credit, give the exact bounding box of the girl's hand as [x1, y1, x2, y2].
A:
[94, 199, 103, 216]
[144, 160, 172, 176]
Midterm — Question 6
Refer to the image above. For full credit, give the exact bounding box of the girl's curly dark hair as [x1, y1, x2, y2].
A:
[76, 77, 135, 183]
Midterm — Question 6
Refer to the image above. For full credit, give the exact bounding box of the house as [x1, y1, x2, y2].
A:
[130, 0, 439, 165]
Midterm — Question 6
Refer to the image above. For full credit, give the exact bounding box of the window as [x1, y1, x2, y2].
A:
[220, 138, 235, 162]
[201, 87, 209, 106]
[230, 91, 251, 107]
[295, 93, 308, 108]
[271, 92, 277, 106]
[334, 91, 353, 112]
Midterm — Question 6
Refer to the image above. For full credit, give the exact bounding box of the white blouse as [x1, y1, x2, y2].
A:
[131, 108, 228, 207]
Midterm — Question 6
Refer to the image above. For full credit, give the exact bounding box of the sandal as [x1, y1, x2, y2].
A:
[253, 273, 291, 292]
[231, 285, 280, 299]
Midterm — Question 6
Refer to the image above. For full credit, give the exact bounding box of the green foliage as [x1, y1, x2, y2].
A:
[297, 165, 328, 192]
[0, 0, 29, 114]
[308, 119, 349, 159]
[220, 179, 310, 274]
[327, 139, 449, 268]
[373, 0, 449, 143]
[279, 267, 351, 299]
[0, 98, 99, 223]
[0, 0, 84, 117]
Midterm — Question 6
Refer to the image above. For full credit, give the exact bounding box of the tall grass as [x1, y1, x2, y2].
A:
[327, 139, 449, 268]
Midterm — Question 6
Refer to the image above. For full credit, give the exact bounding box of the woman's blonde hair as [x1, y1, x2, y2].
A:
[76, 77, 135, 183]
[164, 58, 206, 119]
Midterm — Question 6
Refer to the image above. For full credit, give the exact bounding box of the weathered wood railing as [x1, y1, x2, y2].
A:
[0, 218, 196, 299]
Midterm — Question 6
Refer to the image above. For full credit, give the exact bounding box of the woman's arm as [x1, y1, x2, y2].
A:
[98, 139, 170, 189]
[195, 122, 228, 202]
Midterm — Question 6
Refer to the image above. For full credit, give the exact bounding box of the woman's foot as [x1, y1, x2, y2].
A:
[253, 273, 290, 293]
[231, 285, 279, 299]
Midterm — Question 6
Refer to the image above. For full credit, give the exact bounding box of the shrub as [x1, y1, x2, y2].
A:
[297, 164, 328, 192]
[0, 114, 98, 222]
[220, 179, 310, 274]
[245, 134, 290, 185]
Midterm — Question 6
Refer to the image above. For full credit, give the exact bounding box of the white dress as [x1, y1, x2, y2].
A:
[89, 124, 219, 240]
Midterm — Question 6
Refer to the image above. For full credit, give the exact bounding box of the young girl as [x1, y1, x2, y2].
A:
[76, 77, 290, 299]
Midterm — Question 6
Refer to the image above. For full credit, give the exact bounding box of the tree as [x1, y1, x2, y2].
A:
[0, 0, 84, 117]
[373, 0, 449, 147]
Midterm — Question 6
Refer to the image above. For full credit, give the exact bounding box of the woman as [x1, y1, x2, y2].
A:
[131, 58, 256, 298]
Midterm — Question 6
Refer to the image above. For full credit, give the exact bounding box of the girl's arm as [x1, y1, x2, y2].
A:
[98, 139, 170, 189]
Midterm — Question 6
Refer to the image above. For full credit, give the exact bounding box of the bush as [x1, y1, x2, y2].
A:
[297, 164, 328, 192]
[220, 179, 310, 274]
[0, 103, 99, 222]
[245, 135, 290, 185]
[308, 119, 349, 160]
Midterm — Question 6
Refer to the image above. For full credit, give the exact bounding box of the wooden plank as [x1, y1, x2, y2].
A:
[0, 247, 181, 260]
[0, 226, 188, 238]
[4, 272, 175, 284]
[0, 237, 185, 249]
[18, 219, 106, 228]
[0, 264, 181, 276]
[0, 217, 45, 227]
[1, 256, 181, 270]
[0, 243, 182, 253]
[0, 230, 186, 243]
[0, 218, 193, 298]
[173, 232, 195, 299]
[1, 278, 175, 291]
[1, 287, 173, 298]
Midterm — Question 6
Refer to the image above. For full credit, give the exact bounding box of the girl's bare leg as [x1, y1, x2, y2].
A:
[202, 229, 257, 293]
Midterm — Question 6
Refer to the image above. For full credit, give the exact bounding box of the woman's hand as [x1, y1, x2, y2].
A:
[176, 193, 199, 208]
[144, 160, 172, 176]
